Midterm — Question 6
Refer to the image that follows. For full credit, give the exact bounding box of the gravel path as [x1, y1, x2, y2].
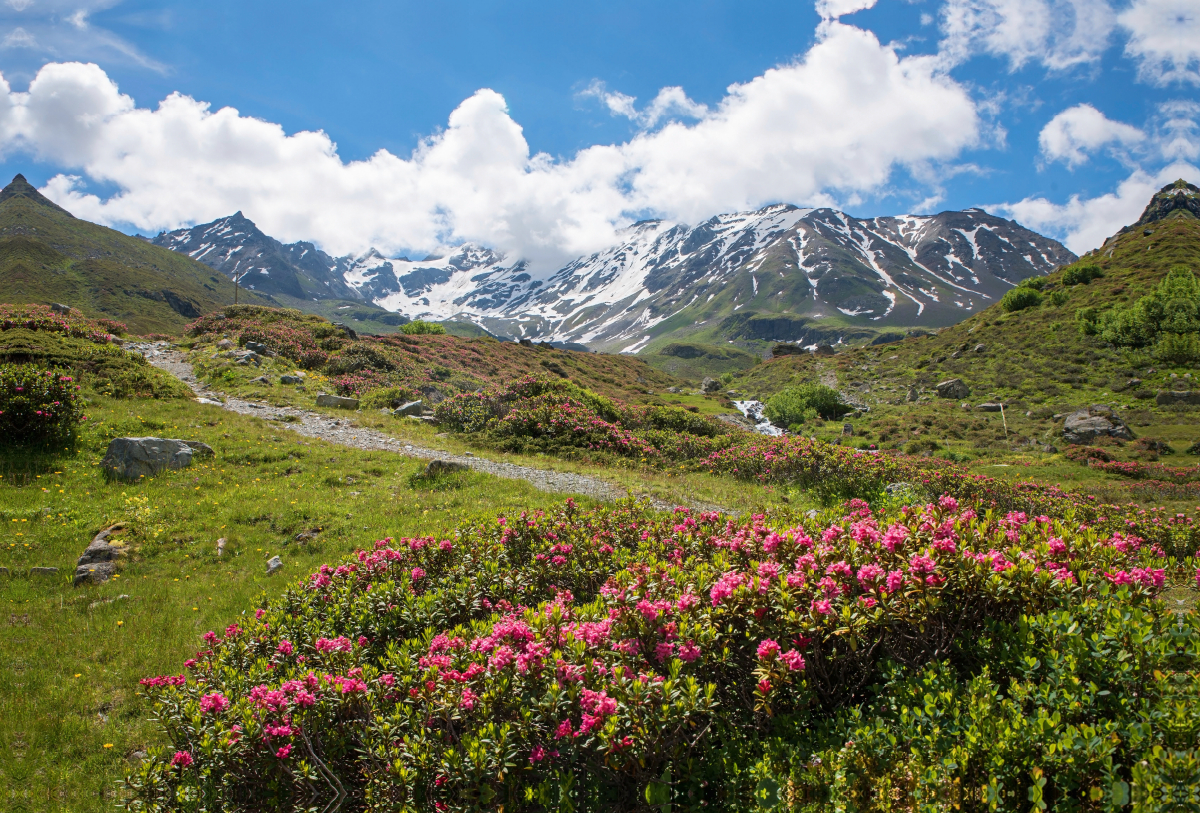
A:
[132, 343, 677, 508]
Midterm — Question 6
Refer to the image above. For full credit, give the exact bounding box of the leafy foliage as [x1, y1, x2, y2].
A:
[400, 319, 447, 335]
[1062, 263, 1104, 286]
[0, 363, 85, 449]
[764, 384, 850, 426]
[1000, 286, 1043, 312]
[1082, 267, 1200, 353]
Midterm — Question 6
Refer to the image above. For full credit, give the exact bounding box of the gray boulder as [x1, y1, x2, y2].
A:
[424, 459, 469, 477]
[974, 344, 987, 353]
[701, 377, 720, 394]
[250, 375, 272, 385]
[936, 379, 970, 399]
[316, 393, 359, 409]
[394, 400, 424, 417]
[906, 386, 919, 403]
[78, 524, 128, 567]
[74, 561, 115, 587]
[1156, 391, 1200, 406]
[813, 345, 836, 356]
[101, 438, 215, 481]
[266, 556, 283, 575]
[30, 566, 58, 576]
[280, 375, 303, 385]
[215, 338, 234, 350]
[1062, 407, 1134, 444]
[977, 402, 1004, 412]
[51, 302, 72, 315]
[244, 341, 277, 357]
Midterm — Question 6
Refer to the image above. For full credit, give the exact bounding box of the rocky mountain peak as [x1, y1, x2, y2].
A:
[1136, 179, 1200, 226]
[0, 173, 75, 218]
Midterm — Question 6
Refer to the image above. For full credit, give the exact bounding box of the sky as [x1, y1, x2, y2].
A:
[0, 0, 1195, 269]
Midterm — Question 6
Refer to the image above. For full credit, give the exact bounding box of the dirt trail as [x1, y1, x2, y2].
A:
[133, 343, 684, 508]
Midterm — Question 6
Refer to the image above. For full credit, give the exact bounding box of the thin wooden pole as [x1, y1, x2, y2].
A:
[1000, 402, 1009, 443]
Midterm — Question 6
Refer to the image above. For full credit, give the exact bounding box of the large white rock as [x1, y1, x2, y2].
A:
[100, 437, 215, 481]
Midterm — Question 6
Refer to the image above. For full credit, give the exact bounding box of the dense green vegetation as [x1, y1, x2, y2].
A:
[764, 383, 851, 429]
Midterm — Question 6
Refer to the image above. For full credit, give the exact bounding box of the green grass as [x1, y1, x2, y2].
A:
[0, 394, 635, 812]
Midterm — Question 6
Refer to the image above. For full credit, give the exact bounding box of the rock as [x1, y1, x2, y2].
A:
[293, 528, 322, 543]
[884, 482, 913, 496]
[393, 400, 424, 417]
[73, 561, 116, 587]
[701, 377, 721, 394]
[216, 537, 226, 556]
[666, 386, 681, 394]
[89, 594, 130, 610]
[244, 341, 277, 357]
[1062, 407, 1134, 444]
[331, 321, 357, 340]
[771, 343, 805, 357]
[30, 566, 58, 576]
[974, 344, 987, 353]
[250, 375, 272, 385]
[935, 379, 970, 399]
[977, 402, 1004, 412]
[1156, 391, 1200, 406]
[424, 459, 468, 477]
[266, 556, 283, 575]
[51, 302, 72, 315]
[950, 351, 961, 359]
[813, 345, 836, 356]
[215, 338, 234, 350]
[77, 524, 128, 567]
[316, 393, 360, 409]
[280, 375, 303, 385]
[519, 338, 533, 346]
[842, 423, 854, 436]
[906, 386, 919, 403]
[101, 438, 215, 481]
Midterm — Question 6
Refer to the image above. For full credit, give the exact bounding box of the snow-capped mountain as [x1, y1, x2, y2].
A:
[152, 212, 360, 302]
[158, 204, 1074, 351]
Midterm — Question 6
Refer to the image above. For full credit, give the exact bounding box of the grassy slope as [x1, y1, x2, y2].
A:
[731, 208, 1200, 500]
[0, 176, 270, 334]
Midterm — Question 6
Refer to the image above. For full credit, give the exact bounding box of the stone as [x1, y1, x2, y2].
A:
[393, 400, 424, 417]
[1156, 391, 1200, 406]
[935, 378, 970, 399]
[293, 528, 322, 543]
[906, 387, 919, 403]
[215, 338, 234, 350]
[519, 338, 533, 346]
[974, 344, 987, 353]
[101, 438, 215, 481]
[280, 375, 303, 385]
[316, 393, 360, 409]
[30, 566, 58, 576]
[77, 524, 128, 567]
[244, 341, 277, 357]
[420, 386, 447, 405]
[266, 556, 283, 575]
[250, 375, 272, 385]
[216, 537, 226, 556]
[424, 459, 468, 477]
[842, 423, 854, 436]
[884, 482, 914, 496]
[950, 351, 961, 359]
[73, 561, 115, 587]
[1062, 408, 1134, 444]
[977, 402, 1004, 412]
[666, 386, 681, 394]
[51, 302, 72, 315]
[701, 377, 721, 394]
[331, 321, 357, 340]
[0, 566, 8, 577]
[813, 345, 836, 356]
[771, 343, 805, 357]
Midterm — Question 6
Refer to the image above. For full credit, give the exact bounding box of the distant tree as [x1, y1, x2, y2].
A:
[1001, 287, 1043, 312]
[1061, 264, 1103, 286]
[400, 320, 447, 335]
[765, 383, 850, 428]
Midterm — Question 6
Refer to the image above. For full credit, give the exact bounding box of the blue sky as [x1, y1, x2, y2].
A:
[0, 0, 1195, 265]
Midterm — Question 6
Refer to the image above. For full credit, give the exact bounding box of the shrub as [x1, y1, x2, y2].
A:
[359, 386, 419, 410]
[764, 384, 849, 425]
[0, 364, 85, 450]
[1001, 286, 1043, 312]
[94, 318, 128, 335]
[1061, 263, 1103, 286]
[0, 303, 117, 343]
[127, 499, 1171, 811]
[1016, 276, 1047, 290]
[400, 319, 447, 335]
[1154, 331, 1200, 364]
[1097, 266, 1200, 348]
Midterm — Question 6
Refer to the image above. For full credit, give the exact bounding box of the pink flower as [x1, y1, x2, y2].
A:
[676, 592, 699, 612]
[859, 596, 878, 609]
[756, 639, 781, 661]
[277, 640, 293, 656]
[780, 649, 805, 671]
[757, 561, 781, 582]
[882, 525, 908, 552]
[460, 688, 478, 710]
[710, 571, 747, 606]
[811, 599, 833, 616]
[276, 744, 292, 759]
[856, 563, 884, 587]
[411, 567, 426, 581]
[756, 678, 771, 694]
[529, 745, 546, 763]
[908, 554, 937, 575]
[171, 751, 193, 768]
[938, 495, 959, 512]
[199, 692, 229, 715]
[655, 641, 676, 662]
[554, 720, 575, 739]
[580, 689, 617, 718]
[677, 641, 701, 662]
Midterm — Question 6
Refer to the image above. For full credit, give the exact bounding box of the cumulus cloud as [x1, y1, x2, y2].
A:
[1119, 0, 1200, 85]
[0, 19, 980, 270]
[998, 161, 1200, 253]
[939, 0, 1115, 71]
[815, 0, 879, 20]
[578, 81, 708, 129]
[1038, 104, 1144, 167]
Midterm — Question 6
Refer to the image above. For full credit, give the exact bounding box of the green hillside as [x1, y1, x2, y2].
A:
[0, 175, 270, 334]
[734, 180, 1200, 466]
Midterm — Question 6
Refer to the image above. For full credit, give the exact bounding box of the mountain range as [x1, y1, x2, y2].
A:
[154, 203, 1074, 352]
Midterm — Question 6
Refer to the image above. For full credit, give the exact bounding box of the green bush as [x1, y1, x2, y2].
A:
[359, 386, 419, 410]
[1097, 267, 1200, 347]
[1154, 331, 1200, 364]
[400, 319, 447, 335]
[1047, 288, 1070, 306]
[1017, 276, 1047, 290]
[1001, 286, 1043, 312]
[1061, 263, 1103, 286]
[0, 364, 85, 450]
[764, 383, 849, 425]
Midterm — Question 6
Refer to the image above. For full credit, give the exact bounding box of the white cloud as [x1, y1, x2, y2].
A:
[815, 0, 878, 20]
[578, 81, 708, 129]
[997, 161, 1200, 252]
[939, 0, 1115, 71]
[1038, 104, 1144, 167]
[0, 0, 164, 72]
[0, 20, 980, 270]
[1119, 0, 1200, 85]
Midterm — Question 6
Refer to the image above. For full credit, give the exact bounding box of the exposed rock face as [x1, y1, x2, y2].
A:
[771, 343, 805, 357]
[1133, 179, 1200, 227]
[77, 524, 127, 567]
[701, 377, 721, 394]
[74, 561, 116, 587]
[280, 375, 303, 384]
[394, 400, 424, 416]
[1062, 407, 1134, 444]
[315, 394, 359, 409]
[977, 402, 1004, 412]
[1156, 391, 1200, 406]
[101, 438, 215, 481]
[935, 379, 970, 399]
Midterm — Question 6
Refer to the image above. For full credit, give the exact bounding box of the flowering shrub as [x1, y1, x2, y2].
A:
[1087, 457, 1200, 483]
[0, 363, 85, 449]
[0, 303, 117, 344]
[127, 497, 1173, 810]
